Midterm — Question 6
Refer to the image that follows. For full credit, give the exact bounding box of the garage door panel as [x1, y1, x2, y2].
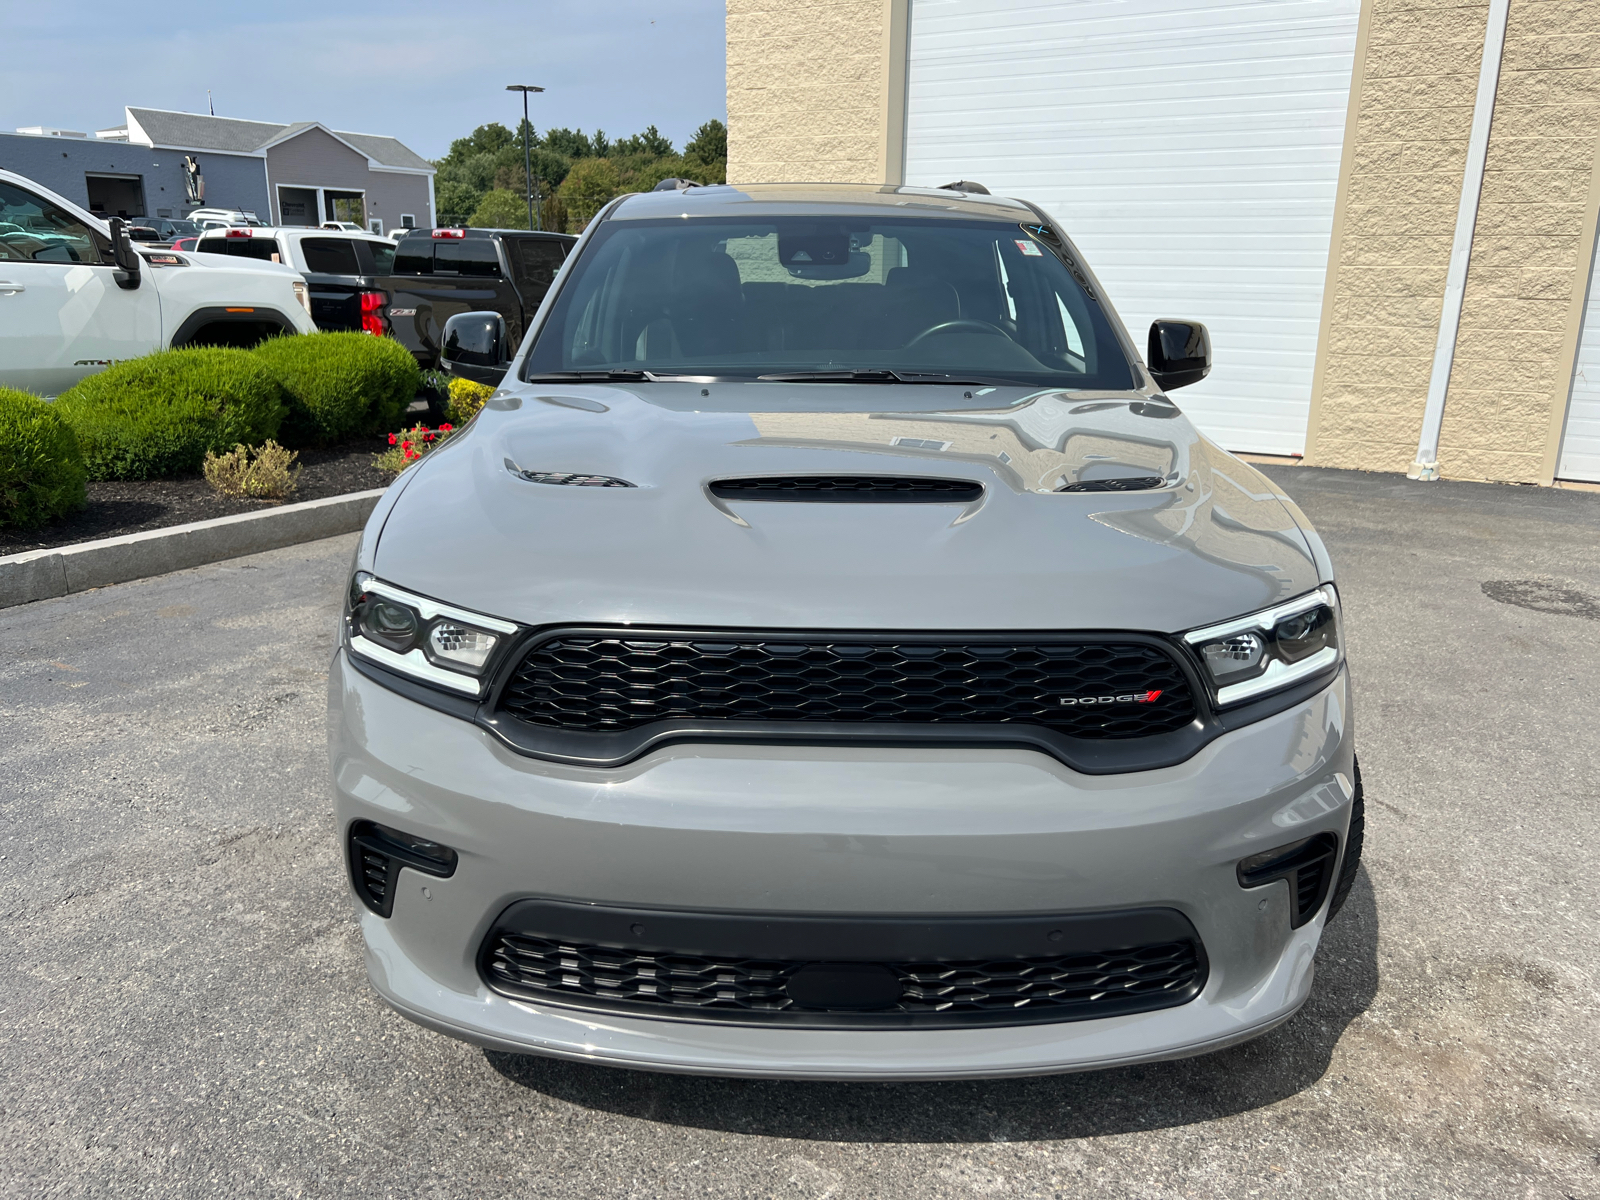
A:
[906, 0, 1360, 455]
[1559, 229, 1600, 481]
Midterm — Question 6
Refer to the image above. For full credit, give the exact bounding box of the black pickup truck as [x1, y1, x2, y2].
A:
[379, 227, 576, 369]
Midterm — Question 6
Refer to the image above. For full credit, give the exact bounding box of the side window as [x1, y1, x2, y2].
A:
[301, 237, 362, 275]
[506, 238, 567, 296]
[393, 239, 432, 274]
[0, 180, 105, 264]
[358, 240, 396, 275]
[434, 239, 502, 277]
[195, 236, 282, 262]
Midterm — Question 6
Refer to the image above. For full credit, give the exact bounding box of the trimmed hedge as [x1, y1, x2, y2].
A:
[254, 332, 419, 446]
[0, 388, 88, 529]
[52, 349, 286, 481]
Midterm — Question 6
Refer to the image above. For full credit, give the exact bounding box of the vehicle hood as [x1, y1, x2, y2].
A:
[372, 383, 1321, 633]
[180, 251, 303, 278]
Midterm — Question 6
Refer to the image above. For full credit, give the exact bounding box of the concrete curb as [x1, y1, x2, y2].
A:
[0, 488, 387, 609]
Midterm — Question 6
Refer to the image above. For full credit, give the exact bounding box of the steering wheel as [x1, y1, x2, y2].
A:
[905, 318, 1011, 347]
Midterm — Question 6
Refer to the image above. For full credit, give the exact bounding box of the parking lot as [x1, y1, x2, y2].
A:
[2, 465, 1597, 1199]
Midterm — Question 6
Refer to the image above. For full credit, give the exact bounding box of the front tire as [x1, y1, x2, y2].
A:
[1326, 757, 1364, 920]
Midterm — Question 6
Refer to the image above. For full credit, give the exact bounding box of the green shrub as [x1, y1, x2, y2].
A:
[0, 388, 88, 529]
[253, 332, 419, 446]
[53, 350, 286, 480]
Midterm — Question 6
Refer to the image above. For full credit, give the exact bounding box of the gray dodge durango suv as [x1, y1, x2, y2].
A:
[329, 182, 1361, 1079]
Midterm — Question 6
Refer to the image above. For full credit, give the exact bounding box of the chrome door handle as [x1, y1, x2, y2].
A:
[0, 281, 23, 295]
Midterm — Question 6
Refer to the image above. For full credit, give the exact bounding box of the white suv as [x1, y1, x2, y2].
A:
[0, 171, 316, 396]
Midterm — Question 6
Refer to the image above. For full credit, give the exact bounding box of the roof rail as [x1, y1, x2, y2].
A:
[652, 177, 704, 192]
[937, 180, 991, 195]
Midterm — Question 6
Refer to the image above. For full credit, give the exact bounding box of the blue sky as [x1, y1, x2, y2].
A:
[2, 1, 727, 161]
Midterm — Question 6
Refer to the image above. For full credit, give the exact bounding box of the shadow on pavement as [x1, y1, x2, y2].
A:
[485, 869, 1379, 1143]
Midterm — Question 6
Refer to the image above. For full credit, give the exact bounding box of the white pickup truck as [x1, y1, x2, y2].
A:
[0, 168, 317, 397]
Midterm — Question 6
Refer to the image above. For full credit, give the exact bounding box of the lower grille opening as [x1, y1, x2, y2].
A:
[1238, 832, 1339, 928]
[480, 907, 1207, 1029]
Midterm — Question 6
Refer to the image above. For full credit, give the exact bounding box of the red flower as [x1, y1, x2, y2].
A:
[388, 434, 397, 445]
[424, 432, 435, 441]
[439, 423, 453, 432]
[401, 440, 411, 451]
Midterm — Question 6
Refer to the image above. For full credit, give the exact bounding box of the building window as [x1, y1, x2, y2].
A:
[278, 186, 317, 226]
[325, 191, 365, 225]
[400, 214, 416, 229]
[85, 173, 146, 218]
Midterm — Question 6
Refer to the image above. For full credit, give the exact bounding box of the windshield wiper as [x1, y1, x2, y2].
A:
[755, 369, 1016, 385]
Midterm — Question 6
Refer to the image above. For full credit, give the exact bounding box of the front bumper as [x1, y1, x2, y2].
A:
[329, 651, 1355, 1079]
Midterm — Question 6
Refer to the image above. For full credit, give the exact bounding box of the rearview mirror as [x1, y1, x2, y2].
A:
[1147, 320, 1210, 391]
[108, 217, 142, 290]
[441, 310, 508, 386]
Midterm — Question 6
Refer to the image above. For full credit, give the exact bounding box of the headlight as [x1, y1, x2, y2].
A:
[344, 572, 517, 695]
[1184, 585, 1341, 706]
[292, 279, 311, 317]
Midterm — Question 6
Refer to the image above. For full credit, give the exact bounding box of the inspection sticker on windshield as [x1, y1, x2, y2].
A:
[1015, 239, 1043, 257]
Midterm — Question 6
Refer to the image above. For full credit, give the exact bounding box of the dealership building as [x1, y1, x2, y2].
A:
[727, 0, 1600, 487]
[1, 106, 434, 234]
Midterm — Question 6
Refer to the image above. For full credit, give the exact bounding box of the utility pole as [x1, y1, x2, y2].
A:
[505, 85, 545, 231]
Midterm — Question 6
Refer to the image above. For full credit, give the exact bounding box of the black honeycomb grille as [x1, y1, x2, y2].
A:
[499, 634, 1196, 739]
[485, 933, 1203, 1026]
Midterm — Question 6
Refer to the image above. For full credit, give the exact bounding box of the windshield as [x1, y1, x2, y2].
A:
[523, 216, 1135, 388]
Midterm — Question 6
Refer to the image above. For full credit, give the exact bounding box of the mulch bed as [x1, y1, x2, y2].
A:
[1, 437, 397, 555]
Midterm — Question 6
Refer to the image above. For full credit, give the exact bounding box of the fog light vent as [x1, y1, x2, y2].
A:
[347, 821, 458, 918]
[1238, 832, 1338, 928]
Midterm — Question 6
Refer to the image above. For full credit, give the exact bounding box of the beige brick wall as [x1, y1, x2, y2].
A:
[1437, 0, 1600, 482]
[1306, 0, 1490, 473]
[726, 0, 902, 185]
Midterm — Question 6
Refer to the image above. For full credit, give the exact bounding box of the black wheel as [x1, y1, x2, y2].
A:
[1326, 757, 1364, 921]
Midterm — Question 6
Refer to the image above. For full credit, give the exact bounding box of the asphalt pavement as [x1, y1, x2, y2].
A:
[1, 465, 1597, 1198]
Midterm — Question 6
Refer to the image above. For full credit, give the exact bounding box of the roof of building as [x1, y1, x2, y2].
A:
[125, 108, 432, 172]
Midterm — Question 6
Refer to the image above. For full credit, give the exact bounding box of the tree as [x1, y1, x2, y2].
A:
[439, 123, 515, 167]
[435, 179, 483, 225]
[469, 188, 530, 230]
[684, 119, 726, 166]
[612, 125, 674, 157]
[540, 190, 568, 235]
[542, 127, 595, 159]
[559, 157, 622, 228]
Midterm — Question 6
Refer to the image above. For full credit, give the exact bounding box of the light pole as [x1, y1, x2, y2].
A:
[505, 84, 545, 231]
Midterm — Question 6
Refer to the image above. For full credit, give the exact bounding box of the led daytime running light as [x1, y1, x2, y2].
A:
[1184, 585, 1341, 707]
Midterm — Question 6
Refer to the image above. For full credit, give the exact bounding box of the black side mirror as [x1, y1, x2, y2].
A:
[441, 310, 508, 386]
[108, 217, 141, 290]
[1147, 320, 1210, 391]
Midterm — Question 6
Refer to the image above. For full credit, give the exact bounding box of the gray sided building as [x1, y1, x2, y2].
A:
[1, 107, 434, 234]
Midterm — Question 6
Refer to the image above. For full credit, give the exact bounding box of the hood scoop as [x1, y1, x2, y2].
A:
[1057, 476, 1167, 493]
[709, 476, 983, 504]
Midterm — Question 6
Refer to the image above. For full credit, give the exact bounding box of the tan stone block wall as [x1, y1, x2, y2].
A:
[1307, 0, 1491, 473]
[727, 0, 891, 184]
[1437, 0, 1600, 482]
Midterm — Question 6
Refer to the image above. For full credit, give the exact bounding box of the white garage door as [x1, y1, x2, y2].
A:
[1558, 228, 1600, 482]
[903, 0, 1360, 455]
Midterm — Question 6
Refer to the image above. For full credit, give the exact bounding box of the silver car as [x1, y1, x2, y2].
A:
[328, 183, 1360, 1079]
